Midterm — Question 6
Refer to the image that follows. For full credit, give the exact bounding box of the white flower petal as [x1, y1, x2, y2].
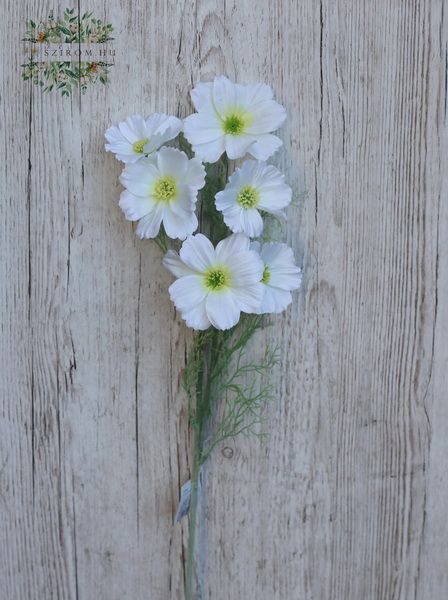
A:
[145, 113, 182, 138]
[205, 290, 241, 330]
[221, 209, 245, 234]
[224, 135, 256, 160]
[231, 283, 264, 313]
[261, 243, 302, 290]
[105, 125, 140, 163]
[250, 240, 261, 253]
[135, 205, 164, 238]
[105, 125, 127, 144]
[252, 162, 284, 184]
[119, 190, 154, 221]
[183, 113, 222, 144]
[141, 113, 182, 154]
[119, 115, 145, 142]
[168, 187, 196, 217]
[269, 268, 302, 291]
[258, 183, 292, 211]
[124, 155, 158, 172]
[104, 125, 124, 143]
[215, 188, 238, 211]
[215, 233, 250, 261]
[230, 250, 264, 285]
[109, 150, 141, 164]
[235, 159, 265, 185]
[179, 234, 216, 271]
[245, 100, 286, 134]
[163, 207, 198, 240]
[258, 286, 293, 314]
[181, 301, 211, 330]
[106, 142, 133, 156]
[190, 81, 214, 113]
[261, 243, 297, 268]
[163, 250, 196, 278]
[239, 208, 264, 237]
[157, 146, 189, 176]
[185, 158, 206, 189]
[247, 134, 283, 160]
[190, 137, 226, 163]
[168, 275, 207, 312]
[141, 136, 163, 155]
[144, 113, 172, 131]
[120, 162, 158, 196]
[237, 82, 274, 106]
[212, 76, 237, 117]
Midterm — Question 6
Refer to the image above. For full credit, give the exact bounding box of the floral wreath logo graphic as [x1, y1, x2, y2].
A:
[21, 8, 114, 96]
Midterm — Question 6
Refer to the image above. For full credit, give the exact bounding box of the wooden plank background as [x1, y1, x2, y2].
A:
[1, 1, 447, 598]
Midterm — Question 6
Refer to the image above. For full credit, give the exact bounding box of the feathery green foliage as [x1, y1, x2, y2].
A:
[184, 314, 279, 465]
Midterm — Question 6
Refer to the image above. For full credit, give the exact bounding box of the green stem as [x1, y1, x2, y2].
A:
[185, 427, 202, 600]
[184, 330, 219, 599]
[183, 318, 274, 597]
[184, 155, 231, 598]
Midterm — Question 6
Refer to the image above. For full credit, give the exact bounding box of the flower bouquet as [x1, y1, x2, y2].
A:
[105, 76, 301, 598]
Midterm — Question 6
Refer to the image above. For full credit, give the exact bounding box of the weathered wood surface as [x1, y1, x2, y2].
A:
[1, 1, 447, 598]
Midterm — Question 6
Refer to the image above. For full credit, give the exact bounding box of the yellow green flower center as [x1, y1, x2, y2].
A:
[223, 114, 245, 135]
[261, 265, 271, 284]
[236, 186, 259, 208]
[133, 138, 149, 154]
[153, 176, 177, 202]
[204, 267, 230, 291]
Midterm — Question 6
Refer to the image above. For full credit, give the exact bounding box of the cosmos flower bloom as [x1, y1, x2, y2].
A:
[251, 242, 302, 314]
[215, 160, 292, 237]
[119, 147, 205, 240]
[183, 76, 286, 163]
[163, 233, 264, 330]
[105, 113, 183, 163]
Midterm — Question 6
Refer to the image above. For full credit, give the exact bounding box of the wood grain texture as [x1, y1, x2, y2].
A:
[1, 1, 447, 598]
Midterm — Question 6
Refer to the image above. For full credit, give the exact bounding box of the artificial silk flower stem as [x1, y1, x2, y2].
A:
[185, 329, 219, 599]
[185, 334, 205, 599]
[185, 434, 201, 600]
[184, 318, 275, 596]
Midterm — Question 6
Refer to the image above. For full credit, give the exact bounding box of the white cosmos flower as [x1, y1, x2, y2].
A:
[119, 147, 205, 240]
[163, 233, 264, 331]
[105, 113, 182, 163]
[251, 242, 302, 314]
[183, 76, 286, 163]
[215, 160, 292, 237]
